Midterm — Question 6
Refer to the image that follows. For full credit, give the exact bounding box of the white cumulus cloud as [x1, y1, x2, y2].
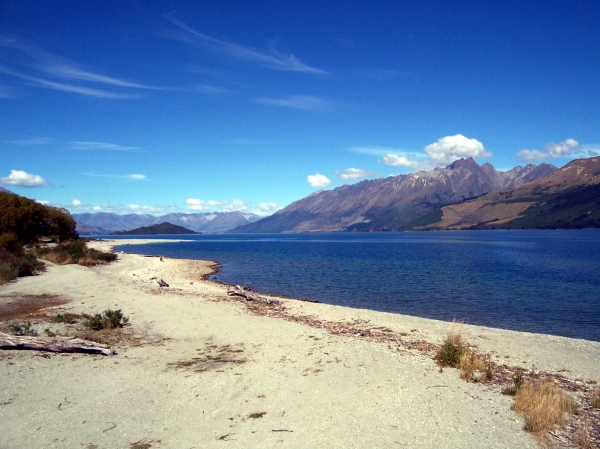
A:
[255, 202, 281, 215]
[306, 174, 332, 188]
[377, 135, 490, 171]
[517, 139, 581, 162]
[127, 204, 164, 213]
[0, 170, 50, 187]
[71, 199, 82, 206]
[424, 134, 490, 165]
[186, 198, 280, 216]
[381, 154, 423, 169]
[335, 168, 378, 181]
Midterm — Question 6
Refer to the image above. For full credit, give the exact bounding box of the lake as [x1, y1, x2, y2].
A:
[109, 230, 600, 342]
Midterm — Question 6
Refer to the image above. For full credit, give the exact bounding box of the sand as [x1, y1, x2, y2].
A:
[0, 239, 598, 448]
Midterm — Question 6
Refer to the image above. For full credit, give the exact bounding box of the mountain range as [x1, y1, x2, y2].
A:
[410, 156, 600, 230]
[230, 159, 557, 233]
[74, 211, 261, 234]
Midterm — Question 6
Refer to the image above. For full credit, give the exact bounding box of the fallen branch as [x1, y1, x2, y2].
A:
[227, 285, 280, 304]
[0, 332, 114, 356]
[157, 279, 169, 287]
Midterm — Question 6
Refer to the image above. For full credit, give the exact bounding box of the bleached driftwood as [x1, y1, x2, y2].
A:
[227, 286, 279, 304]
[0, 332, 114, 356]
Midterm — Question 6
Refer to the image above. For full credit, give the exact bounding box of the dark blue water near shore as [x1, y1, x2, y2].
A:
[110, 231, 600, 342]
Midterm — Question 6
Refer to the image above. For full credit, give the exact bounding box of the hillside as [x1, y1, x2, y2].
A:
[230, 159, 556, 233]
[74, 211, 261, 234]
[75, 222, 108, 235]
[110, 222, 200, 235]
[0, 191, 77, 243]
[411, 156, 600, 230]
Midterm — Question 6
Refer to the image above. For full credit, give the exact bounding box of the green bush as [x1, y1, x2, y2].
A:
[8, 321, 38, 336]
[53, 313, 79, 324]
[434, 333, 465, 367]
[0, 249, 45, 284]
[0, 232, 22, 254]
[84, 309, 129, 331]
[31, 239, 117, 266]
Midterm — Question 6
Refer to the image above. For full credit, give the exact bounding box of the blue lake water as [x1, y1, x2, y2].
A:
[108, 231, 600, 342]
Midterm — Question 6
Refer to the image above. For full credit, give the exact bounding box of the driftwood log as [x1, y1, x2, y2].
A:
[227, 286, 279, 304]
[0, 332, 114, 356]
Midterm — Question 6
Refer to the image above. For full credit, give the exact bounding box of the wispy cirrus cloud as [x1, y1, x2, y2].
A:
[6, 137, 52, 145]
[0, 64, 141, 99]
[71, 141, 143, 151]
[166, 17, 328, 75]
[84, 172, 147, 181]
[0, 84, 15, 98]
[256, 95, 332, 111]
[230, 138, 269, 145]
[0, 37, 164, 98]
[194, 84, 229, 96]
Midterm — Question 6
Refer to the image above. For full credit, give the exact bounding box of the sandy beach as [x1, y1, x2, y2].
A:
[1, 239, 598, 449]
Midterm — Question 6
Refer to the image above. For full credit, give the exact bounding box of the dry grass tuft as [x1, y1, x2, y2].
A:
[512, 380, 577, 434]
[590, 389, 600, 408]
[459, 350, 486, 381]
[574, 428, 593, 449]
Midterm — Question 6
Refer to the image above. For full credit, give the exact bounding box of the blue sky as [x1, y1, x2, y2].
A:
[1, 0, 599, 216]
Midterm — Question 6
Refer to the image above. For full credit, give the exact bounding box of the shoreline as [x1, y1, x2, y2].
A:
[0, 239, 598, 448]
[111, 237, 600, 346]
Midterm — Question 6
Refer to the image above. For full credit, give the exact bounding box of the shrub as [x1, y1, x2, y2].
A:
[8, 321, 38, 336]
[0, 249, 45, 284]
[84, 309, 129, 331]
[434, 330, 465, 367]
[0, 232, 22, 254]
[53, 313, 79, 324]
[512, 381, 577, 433]
[31, 239, 117, 266]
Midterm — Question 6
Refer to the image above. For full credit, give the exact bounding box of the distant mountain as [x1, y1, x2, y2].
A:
[75, 222, 108, 235]
[74, 211, 262, 234]
[409, 156, 600, 230]
[111, 222, 200, 235]
[230, 159, 557, 233]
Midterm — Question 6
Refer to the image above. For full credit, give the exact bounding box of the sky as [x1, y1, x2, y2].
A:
[1, 0, 599, 216]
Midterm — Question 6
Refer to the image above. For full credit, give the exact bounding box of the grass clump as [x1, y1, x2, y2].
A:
[590, 389, 600, 408]
[574, 428, 593, 449]
[434, 326, 465, 368]
[502, 370, 525, 396]
[512, 380, 577, 434]
[459, 350, 487, 381]
[83, 309, 129, 331]
[8, 321, 38, 336]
